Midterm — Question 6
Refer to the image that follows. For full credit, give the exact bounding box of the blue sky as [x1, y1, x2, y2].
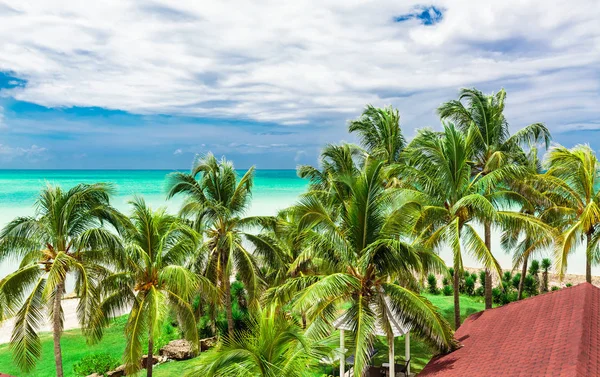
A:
[0, 1, 599, 169]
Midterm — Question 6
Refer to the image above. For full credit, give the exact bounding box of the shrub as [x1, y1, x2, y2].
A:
[73, 353, 120, 377]
[427, 274, 439, 294]
[523, 274, 539, 296]
[511, 273, 521, 290]
[502, 271, 512, 283]
[465, 276, 475, 296]
[492, 287, 502, 304]
[442, 277, 449, 286]
[442, 285, 453, 296]
[448, 268, 455, 278]
[470, 273, 478, 283]
[551, 286, 560, 291]
[528, 260, 540, 275]
[479, 270, 486, 288]
[475, 286, 484, 296]
[566, 283, 573, 287]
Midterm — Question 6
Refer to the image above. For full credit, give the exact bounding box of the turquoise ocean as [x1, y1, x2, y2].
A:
[0, 170, 594, 278]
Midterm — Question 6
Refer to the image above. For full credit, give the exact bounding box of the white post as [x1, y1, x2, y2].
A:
[405, 331, 410, 375]
[389, 337, 395, 377]
[339, 330, 345, 377]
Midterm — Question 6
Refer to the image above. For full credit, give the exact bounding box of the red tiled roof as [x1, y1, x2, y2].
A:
[419, 283, 600, 377]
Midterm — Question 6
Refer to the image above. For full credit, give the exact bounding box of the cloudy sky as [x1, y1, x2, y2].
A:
[0, 0, 599, 169]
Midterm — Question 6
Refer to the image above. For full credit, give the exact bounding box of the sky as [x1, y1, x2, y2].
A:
[0, 0, 599, 169]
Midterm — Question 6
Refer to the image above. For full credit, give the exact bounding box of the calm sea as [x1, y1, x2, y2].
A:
[0, 170, 593, 277]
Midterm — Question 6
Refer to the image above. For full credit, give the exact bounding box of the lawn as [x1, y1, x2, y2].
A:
[0, 293, 485, 377]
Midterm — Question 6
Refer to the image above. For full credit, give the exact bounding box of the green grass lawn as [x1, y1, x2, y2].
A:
[0, 293, 485, 377]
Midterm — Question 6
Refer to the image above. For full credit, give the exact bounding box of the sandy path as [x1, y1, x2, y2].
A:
[0, 298, 82, 344]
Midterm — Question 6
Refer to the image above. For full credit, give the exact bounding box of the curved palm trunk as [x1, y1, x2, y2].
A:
[586, 232, 592, 283]
[453, 266, 461, 329]
[52, 280, 65, 377]
[223, 274, 234, 337]
[484, 222, 493, 310]
[517, 254, 529, 300]
[146, 332, 154, 377]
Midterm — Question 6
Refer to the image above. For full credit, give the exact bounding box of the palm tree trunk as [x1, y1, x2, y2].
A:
[542, 271, 548, 292]
[223, 274, 235, 337]
[52, 280, 65, 377]
[146, 332, 154, 377]
[517, 254, 529, 300]
[484, 222, 493, 309]
[586, 231, 592, 283]
[453, 265, 461, 329]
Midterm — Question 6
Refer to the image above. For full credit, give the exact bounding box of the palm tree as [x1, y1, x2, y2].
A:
[188, 307, 326, 377]
[348, 105, 406, 165]
[438, 88, 551, 309]
[541, 258, 551, 292]
[501, 148, 556, 300]
[166, 153, 263, 337]
[0, 183, 124, 377]
[267, 158, 456, 376]
[91, 197, 205, 377]
[544, 144, 600, 282]
[397, 124, 501, 328]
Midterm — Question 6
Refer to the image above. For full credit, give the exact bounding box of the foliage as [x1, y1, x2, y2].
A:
[464, 277, 475, 296]
[73, 352, 120, 377]
[427, 274, 439, 295]
[442, 285, 453, 296]
[0, 183, 125, 375]
[188, 308, 328, 377]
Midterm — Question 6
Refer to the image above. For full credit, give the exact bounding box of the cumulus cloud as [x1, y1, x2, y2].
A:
[0, 144, 47, 161]
[0, 0, 598, 151]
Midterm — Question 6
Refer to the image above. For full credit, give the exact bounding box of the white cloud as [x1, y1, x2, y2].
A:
[0, 144, 47, 161]
[0, 106, 4, 128]
[0, 0, 598, 135]
[173, 148, 182, 155]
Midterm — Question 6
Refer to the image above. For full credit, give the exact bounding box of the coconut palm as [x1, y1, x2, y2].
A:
[188, 307, 327, 377]
[500, 148, 556, 300]
[541, 258, 552, 292]
[348, 105, 406, 165]
[90, 197, 206, 377]
[266, 158, 456, 376]
[438, 88, 551, 309]
[0, 183, 124, 377]
[544, 144, 600, 282]
[166, 153, 264, 336]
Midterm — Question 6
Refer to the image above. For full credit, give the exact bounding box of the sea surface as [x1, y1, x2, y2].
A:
[0, 169, 594, 278]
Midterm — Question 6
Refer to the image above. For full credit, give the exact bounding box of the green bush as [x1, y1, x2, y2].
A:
[551, 286, 560, 291]
[427, 274, 439, 294]
[511, 273, 521, 290]
[73, 353, 120, 377]
[442, 277, 449, 286]
[448, 268, 455, 278]
[475, 286, 484, 296]
[523, 274, 538, 296]
[479, 270, 486, 288]
[502, 271, 513, 283]
[465, 276, 475, 296]
[442, 285, 453, 296]
[566, 283, 573, 287]
[470, 273, 478, 283]
[528, 260, 540, 275]
[491, 287, 502, 303]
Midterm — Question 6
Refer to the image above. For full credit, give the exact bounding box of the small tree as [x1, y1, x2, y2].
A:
[529, 260, 541, 290]
[541, 258, 551, 292]
[427, 274, 439, 294]
[465, 276, 475, 296]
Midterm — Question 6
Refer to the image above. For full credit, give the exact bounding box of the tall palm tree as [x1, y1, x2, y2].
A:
[188, 307, 326, 377]
[0, 183, 124, 377]
[501, 148, 556, 300]
[544, 144, 600, 282]
[397, 124, 502, 328]
[348, 105, 406, 165]
[267, 158, 456, 376]
[91, 197, 205, 377]
[166, 153, 263, 337]
[438, 88, 551, 309]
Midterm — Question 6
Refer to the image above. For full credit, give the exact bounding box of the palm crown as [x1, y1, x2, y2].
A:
[0, 183, 124, 376]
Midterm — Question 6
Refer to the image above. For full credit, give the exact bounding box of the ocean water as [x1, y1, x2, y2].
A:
[0, 170, 594, 278]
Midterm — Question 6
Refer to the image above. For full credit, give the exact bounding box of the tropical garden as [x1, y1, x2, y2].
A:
[0, 87, 598, 377]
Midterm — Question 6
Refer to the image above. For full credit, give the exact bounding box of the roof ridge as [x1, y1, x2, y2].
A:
[461, 282, 597, 323]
